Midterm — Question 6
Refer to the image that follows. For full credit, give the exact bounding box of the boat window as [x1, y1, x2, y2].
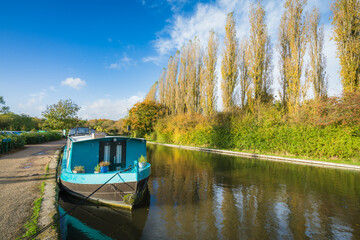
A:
[69, 128, 76, 136]
[116, 145, 122, 164]
[77, 127, 89, 134]
[104, 145, 110, 162]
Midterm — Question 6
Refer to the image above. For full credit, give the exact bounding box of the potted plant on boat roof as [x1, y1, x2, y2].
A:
[94, 164, 100, 173]
[99, 161, 110, 173]
[73, 165, 85, 173]
[138, 155, 147, 169]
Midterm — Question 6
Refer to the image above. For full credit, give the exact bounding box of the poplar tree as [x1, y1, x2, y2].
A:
[186, 38, 202, 113]
[308, 8, 327, 99]
[195, 39, 203, 113]
[221, 12, 239, 112]
[203, 31, 218, 115]
[176, 45, 189, 114]
[145, 81, 158, 102]
[278, 14, 290, 108]
[165, 51, 179, 114]
[278, 0, 308, 113]
[331, 0, 360, 92]
[248, 2, 273, 104]
[158, 68, 166, 105]
[239, 38, 251, 108]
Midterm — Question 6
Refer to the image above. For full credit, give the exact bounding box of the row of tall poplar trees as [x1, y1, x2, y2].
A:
[145, 0, 360, 115]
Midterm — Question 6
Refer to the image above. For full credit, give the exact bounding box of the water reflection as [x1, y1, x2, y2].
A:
[145, 144, 360, 239]
[59, 144, 360, 239]
[58, 191, 149, 240]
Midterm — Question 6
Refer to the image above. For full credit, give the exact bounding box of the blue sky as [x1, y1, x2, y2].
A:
[0, 0, 341, 120]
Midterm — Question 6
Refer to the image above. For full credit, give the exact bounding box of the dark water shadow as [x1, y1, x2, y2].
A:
[58, 189, 150, 240]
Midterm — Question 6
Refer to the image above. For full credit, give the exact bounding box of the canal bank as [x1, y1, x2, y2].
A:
[148, 142, 360, 171]
[0, 140, 65, 239]
[37, 148, 62, 239]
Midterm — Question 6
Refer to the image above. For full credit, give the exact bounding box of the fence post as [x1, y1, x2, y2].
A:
[8, 138, 11, 151]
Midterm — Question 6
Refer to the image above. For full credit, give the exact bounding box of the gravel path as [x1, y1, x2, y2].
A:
[0, 140, 65, 239]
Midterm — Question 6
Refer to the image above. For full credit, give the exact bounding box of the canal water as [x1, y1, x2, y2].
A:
[59, 144, 360, 239]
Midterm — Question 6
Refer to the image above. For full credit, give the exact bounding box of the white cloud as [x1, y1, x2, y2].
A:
[18, 89, 47, 109]
[78, 95, 144, 120]
[142, 56, 158, 63]
[61, 77, 86, 90]
[49, 86, 59, 92]
[142, 56, 163, 66]
[107, 54, 136, 70]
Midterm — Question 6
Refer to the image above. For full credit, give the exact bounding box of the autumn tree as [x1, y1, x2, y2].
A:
[126, 100, 165, 137]
[278, 0, 308, 113]
[164, 51, 179, 114]
[202, 31, 218, 115]
[221, 12, 239, 112]
[158, 68, 166, 105]
[145, 81, 158, 102]
[278, 13, 290, 108]
[248, 2, 273, 105]
[176, 44, 189, 114]
[239, 38, 251, 108]
[42, 99, 80, 130]
[331, 0, 360, 92]
[308, 7, 327, 99]
[186, 38, 203, 114]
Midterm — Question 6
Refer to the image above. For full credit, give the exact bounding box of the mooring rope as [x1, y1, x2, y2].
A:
[26, 166, 133, 240]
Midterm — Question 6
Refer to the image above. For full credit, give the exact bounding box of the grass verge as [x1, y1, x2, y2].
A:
[18, 182, 45, 239]
[17, 159, 52, 239]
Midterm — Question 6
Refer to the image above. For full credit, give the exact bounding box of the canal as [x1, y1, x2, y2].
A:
[59, 144, 360, 239]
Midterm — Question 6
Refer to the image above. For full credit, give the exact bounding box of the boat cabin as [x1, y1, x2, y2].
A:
[65, 133, 147, 173]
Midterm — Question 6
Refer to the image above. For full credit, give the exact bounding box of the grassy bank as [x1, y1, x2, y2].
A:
[149, 100, 360, 165]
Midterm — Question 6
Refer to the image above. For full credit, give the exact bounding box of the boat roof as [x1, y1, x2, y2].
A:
[70, 135, 146, 143]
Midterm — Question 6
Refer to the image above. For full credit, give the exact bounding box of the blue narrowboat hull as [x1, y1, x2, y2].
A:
[59, 144, 151, 209]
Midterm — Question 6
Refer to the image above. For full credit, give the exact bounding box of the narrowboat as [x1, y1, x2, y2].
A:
[58, 127, 151, 209]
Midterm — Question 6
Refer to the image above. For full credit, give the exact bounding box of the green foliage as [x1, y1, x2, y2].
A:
[42, 99, 80, 130]
[0, 96, 10, 113]
[0, 113, 42, 131]
[21, 132, 61, 144]
[126, 100, 166, 138]
[0, 132, 61, 153]
[138, 155, 147, 163]
[85, 118, 127, 135]
[0, 134, 25, 150]
[73, 165, 85, 172]
[152, 95, 360, 161]
[94, 164, 100, 172]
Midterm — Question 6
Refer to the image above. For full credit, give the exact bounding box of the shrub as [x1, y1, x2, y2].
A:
[21, 132, 61, 144]
[151, 101, 360, 161]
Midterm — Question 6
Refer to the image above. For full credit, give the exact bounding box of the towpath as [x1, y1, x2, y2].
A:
[0, 140, 65, 239]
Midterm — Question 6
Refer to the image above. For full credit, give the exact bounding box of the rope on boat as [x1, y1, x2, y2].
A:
[26, 166, 133, 240]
